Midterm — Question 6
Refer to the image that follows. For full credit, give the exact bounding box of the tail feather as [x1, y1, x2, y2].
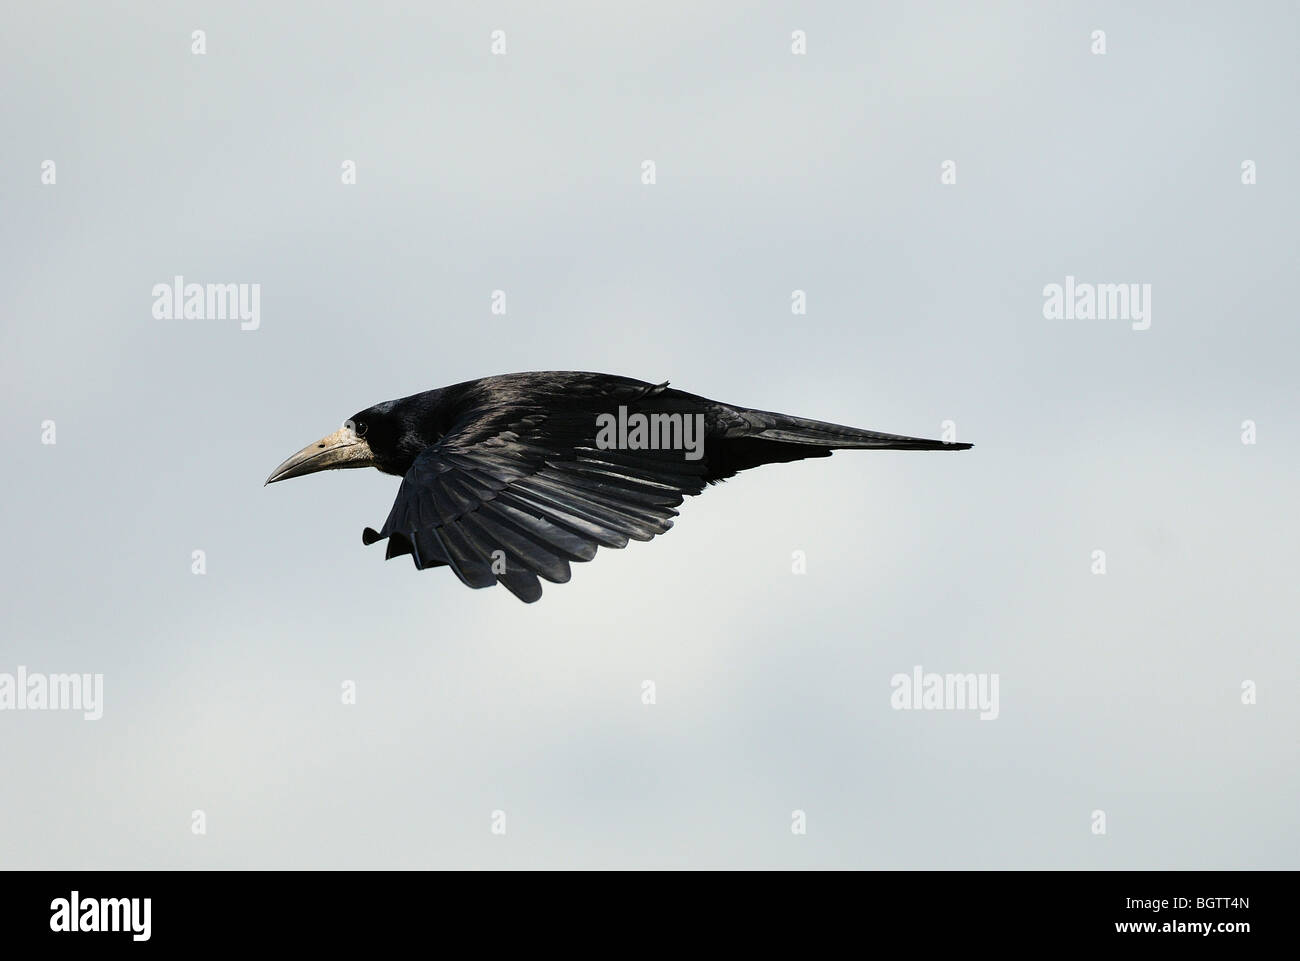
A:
[749, 412, 972, 451]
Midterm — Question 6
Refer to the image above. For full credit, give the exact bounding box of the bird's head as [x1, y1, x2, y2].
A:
[265, 404, 406, 484]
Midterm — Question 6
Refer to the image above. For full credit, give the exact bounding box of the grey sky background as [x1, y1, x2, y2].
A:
[2, 1, 1297, 868]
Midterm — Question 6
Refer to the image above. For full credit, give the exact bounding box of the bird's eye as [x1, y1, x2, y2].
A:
[354, 421, 368, 437]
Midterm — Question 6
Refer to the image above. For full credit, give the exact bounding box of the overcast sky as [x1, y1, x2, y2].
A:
[2, 1, 1297, 868]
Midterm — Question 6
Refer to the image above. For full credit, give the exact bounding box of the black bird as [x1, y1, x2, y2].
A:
[266, 371, 971, 602]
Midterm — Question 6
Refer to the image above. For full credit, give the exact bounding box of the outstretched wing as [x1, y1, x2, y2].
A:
[362, 386, 710, 602]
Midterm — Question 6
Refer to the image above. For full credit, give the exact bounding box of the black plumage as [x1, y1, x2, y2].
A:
[266, 371, 972, 602]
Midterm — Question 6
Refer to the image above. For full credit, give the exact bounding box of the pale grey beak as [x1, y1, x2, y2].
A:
[265, 426, 377, 485]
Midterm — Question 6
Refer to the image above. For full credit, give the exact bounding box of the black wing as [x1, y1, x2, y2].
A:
[362, 383, 709, 602]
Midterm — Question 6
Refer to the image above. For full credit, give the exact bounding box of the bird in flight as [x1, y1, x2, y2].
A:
[266, 371, 972, 602]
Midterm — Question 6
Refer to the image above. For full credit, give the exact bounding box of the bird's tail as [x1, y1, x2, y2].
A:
[745, 411, 972, 451]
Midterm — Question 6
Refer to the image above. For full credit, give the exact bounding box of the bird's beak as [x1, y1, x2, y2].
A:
[265, 427, 377, 485]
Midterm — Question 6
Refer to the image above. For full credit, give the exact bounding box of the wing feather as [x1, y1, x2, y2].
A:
[363, 403, 707, 601]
